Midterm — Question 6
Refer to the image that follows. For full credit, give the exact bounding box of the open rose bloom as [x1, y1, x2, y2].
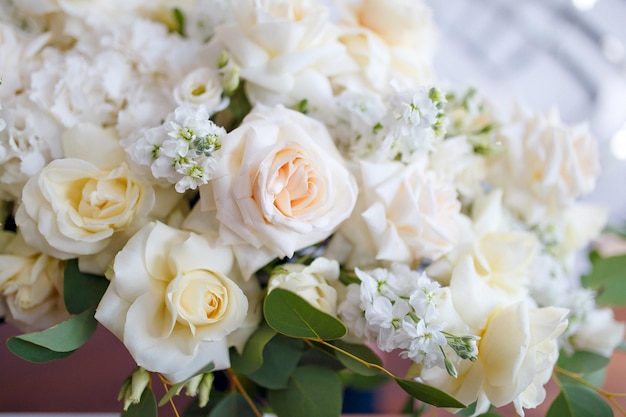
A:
[1, 1, 625, 416]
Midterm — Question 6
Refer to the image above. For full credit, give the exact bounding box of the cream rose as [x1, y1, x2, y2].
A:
[487, 107, 600, 224]
[207, 104, 357, 279]
[0, 231, 69, 333]
[332, 0, 435, 94]
[421, 300, 569, 416]
[267, 257, 340, 315]
[14, 123, 155, 261]
[173, 67, 228, 113]
[214, 0, 357, 110]
[329, 160, 461, 270]
[95, 221, 249, 383]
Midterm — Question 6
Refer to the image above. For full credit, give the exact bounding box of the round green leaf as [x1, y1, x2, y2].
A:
[246, 336, 304, 389]
[208, 392, 258, 417]
[268, 365, 342, 417]
[263, 289, 347, 340]
[394, 377, 465, 408]
[64, 258, 109, 314]
[332, 340, 383, 376]
[546, 383, 613, 417]
[6, 308, 98, 361]
[230, 324, 276, 374]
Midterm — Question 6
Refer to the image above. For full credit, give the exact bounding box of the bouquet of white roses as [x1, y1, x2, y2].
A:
[2, 0, 626, 416]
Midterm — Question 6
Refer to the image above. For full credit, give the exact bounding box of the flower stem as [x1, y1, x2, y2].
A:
[554, 367, 626, 416]
[157, 374, 181, 417]
[227, 369, 263, 417]
[314, 339, 397, 380]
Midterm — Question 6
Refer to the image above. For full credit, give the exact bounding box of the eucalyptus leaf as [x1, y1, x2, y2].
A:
[338, 370, 388, 390]
[208, 392, 258, 417]
[246, 335, 304, 389]
[230, 324, 276, 374]
[332, 340, 383, 376]
[557, 350, 610, 376]
[264, 288, 347, 340]
[268, 365, 342, 417]
[64, 258, 109, 314]
[394, 377, 465, 408]
[546, 384, 613, 417]
[122, 388, 158, 417]
[7, 308, 97, 362]
[582, 252, 626, 306]
[158, 381, 187, 407]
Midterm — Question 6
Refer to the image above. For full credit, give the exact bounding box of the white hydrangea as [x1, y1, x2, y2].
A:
[128, 105, 226, 193]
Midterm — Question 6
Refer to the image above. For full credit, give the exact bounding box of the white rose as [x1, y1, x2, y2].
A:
[267, 257, 340, 315]
[332, 0, 435, 94]
[487, 107, 600, 224]
[421, 300, 569, 416]
[95, 221, 248, 383]
[173, 67, 228, 114]
[15, 123, 155, 260]
[571, 307, 625, 357]
[0, 231, 69, 333]
[330, 160, 461, 270]
[214, 0, 357, 110]
[207, 104, 357, 279]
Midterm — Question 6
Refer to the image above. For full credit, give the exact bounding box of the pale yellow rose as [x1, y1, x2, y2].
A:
[0, 231, 69, 333]
[267, 257, 339, 315]
[95, 221, 249, 383]
[420, 300, 569, 416]
[206, 104, 357, 279]
[14, 123, 155, 261]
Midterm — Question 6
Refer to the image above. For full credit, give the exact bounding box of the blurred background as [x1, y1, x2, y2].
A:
[2, 0, 626, 415]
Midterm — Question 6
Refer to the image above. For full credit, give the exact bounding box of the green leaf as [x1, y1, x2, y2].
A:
[64, 258, 109, 314]
[268, 365, 342, 417]
[582, 252, 626, 306]
[394, 377, 465, 408]
[557, 350, 610, 376]
[246, 335, 304, 389]
[208, 392, 258, 417]
[172, 7, 185, 36]
[332, 340, 383, 376]
[122, 388, 158, 417]
[546, 383, 613, 417]
[230, 324, 276, 374]
[7, 308, 98, 362]
[264, 288, 347, 340]
[338, 370, 388, 390]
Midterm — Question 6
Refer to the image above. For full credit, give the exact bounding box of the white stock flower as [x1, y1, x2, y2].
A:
[332, 160, 461, 270]
[487, 107, 600, 225]
[214, 0, 356, 110]
[206, 104, 357, 279]
[0, 231, 69, 333]
[95, 221, 248, 383]
[570, 307, 625, 357]
[267, 257, 340, 315]
[15, 124, 155, 260]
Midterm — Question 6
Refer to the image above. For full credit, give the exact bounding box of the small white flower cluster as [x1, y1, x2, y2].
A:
[339, 264, 476, 374]
[328, 86, 447, 163]
[131, 106, 226, 193]
[383, 86, 447, 162]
